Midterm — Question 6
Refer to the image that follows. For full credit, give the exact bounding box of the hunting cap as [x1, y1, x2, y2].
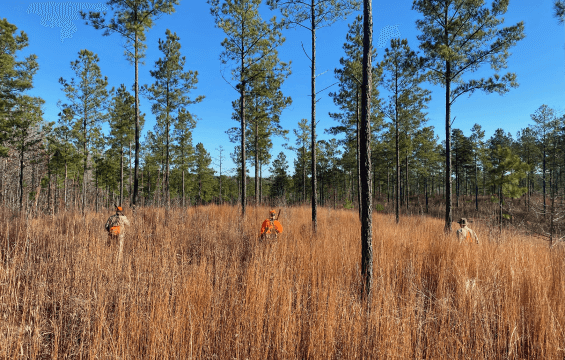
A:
[458, 218, 468, 225]
[117, 206, 123, 212]
[269, 209, 276, 216]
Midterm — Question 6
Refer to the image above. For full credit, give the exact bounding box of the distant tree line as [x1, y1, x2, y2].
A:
[1, 0, 563, 246]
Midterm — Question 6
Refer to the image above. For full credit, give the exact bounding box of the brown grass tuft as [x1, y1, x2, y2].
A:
[0, 205, 563, 358]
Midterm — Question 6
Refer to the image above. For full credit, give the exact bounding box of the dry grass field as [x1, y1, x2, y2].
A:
[1, 205, 564, 359]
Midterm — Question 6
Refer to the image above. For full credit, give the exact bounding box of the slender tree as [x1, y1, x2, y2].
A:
[359, 0, 373, 301]
[328, 14, 382, 219]
[58, 49, 111, 214]
[143, 29, 203, 209]
[530, 105, 558, 215]
[81, 0, 179, 206]
[487, 145, 528, 232]
[470, 123, 485, 211]
[270, 151, 289, 198]
[268, 0, 360, 232]
[209, 0, 286, 216]
[413, 0, 525, 232]
[379, 38, 430, 223]
[193, 142, 215, 203]
[173, 108, 196, 207]
[5, 95, 44, 212]
[0, 19, 39, 157]
[292, 118, 311, 203]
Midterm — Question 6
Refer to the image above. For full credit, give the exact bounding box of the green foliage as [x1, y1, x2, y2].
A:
[193, 142, 215, 202]
[0, 19, 39, 157]
[555, 0, 565, 24]
[269, 151, 289, 198]
[375, 203, 384, 211]
[58, 49, 111, 183]
[81, 0, 179, 65]
[328, 15, 383, 144]
[488, 146, 529, 199]
[143, 29, 203, 205]
[344, 199, 354, 210]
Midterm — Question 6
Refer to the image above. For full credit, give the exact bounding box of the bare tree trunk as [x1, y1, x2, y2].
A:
[83, 110, 87, 215]
[95, 168, 99, 213]
[133, 32, 140, 206]
[240, 76, 246, 216]
[64, 163, 68, 209]
[475, 154, 479, 211]
[444, 59, 453, 232]
[120, 146, 124, 206]
[406, 155, 409, 211]
[356, 87, 361, 220]
[255, 119, 259, 206]
[19, 147, 24, 214]
[311, 0, 318, 232]
[303, 145, 306, 203]
[129, 141, 132, 205]
[360, 0, 373, 301]
[166, 111, 170, 209]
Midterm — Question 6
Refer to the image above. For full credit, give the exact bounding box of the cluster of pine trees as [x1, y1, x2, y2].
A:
[1, 0, 564, 243]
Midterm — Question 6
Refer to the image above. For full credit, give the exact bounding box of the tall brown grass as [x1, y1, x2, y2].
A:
[1, 205, 563, 358]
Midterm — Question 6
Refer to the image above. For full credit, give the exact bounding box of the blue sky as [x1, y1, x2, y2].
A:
[4, 0, 565, 175]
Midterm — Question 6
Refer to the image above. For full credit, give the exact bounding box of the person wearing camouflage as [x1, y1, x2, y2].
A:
[456, 218, 479, 244]
[105, 206, 131, 264]
[260, 209, 283, 241]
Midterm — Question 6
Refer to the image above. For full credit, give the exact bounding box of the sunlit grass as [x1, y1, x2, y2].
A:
[0, 205, 563, 358]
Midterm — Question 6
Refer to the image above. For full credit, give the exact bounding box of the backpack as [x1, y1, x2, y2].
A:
[107, 215, 122, 235]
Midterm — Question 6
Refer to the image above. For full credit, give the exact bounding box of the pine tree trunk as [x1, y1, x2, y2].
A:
[499, 184, 503, 233]
[95, 169, 99, 213]
[19, 146, 24, 213]
[360, 0, 373, 301]
[311, 0, 318, 232]
[425, 177, 429, 213]
[133, 31, 140, 206]
[240, 75, 246, 215]
[445, 58, 453, 232]
[255, 120, 259, 206]
[543, 146, 546, 216]
[120, 146, 124, 206]
[405, 155, 409, 211]
[129, 142, 132, 205]
[166, 105, 170, 209]
[475, 154, 479, 211]
[356, 87, 361, 220]
[303, 145, 306, 203]
[395, 95, 400, 224]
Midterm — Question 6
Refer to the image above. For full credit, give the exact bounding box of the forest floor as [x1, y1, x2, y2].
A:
[1, 204, 564, 358]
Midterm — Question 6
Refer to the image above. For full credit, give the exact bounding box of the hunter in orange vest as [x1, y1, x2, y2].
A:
[456, 218, 479, 244]
[105, 206, 131, 264]
[261, 209, 283, 241]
